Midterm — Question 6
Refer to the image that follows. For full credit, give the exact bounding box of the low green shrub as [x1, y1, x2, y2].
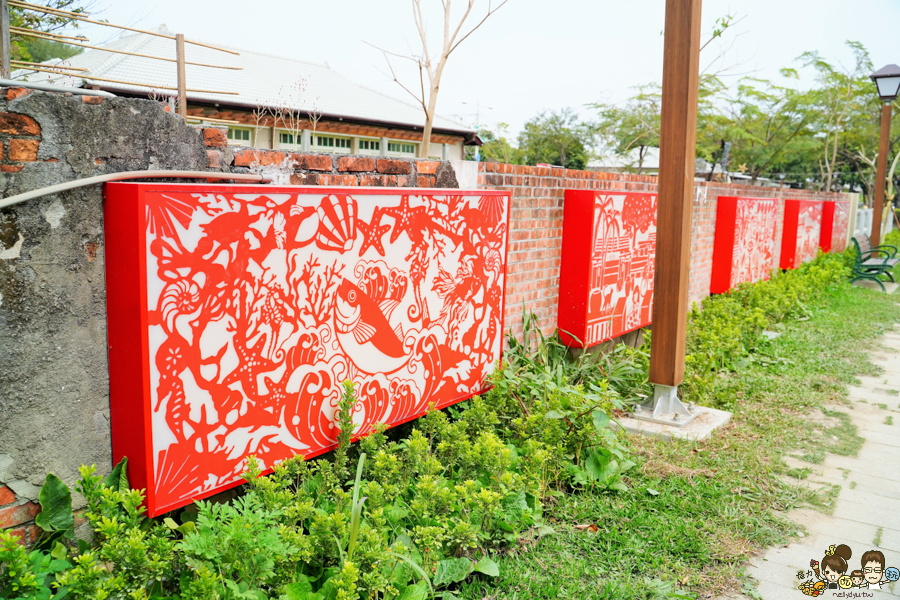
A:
[883, 228, 900, 247]
[682, 251, 852, 407]
[1, 381, 574, 600]
[484, 312, 639, 491]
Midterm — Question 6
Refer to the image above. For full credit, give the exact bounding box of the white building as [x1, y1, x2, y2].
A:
[14, 25, 480, 160]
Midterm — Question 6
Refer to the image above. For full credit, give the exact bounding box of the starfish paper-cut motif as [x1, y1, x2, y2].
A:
[382, 195, 426, 243]
[357, 208, 391, 256]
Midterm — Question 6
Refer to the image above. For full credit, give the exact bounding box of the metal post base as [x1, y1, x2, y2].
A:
[632, 384, 698, 427]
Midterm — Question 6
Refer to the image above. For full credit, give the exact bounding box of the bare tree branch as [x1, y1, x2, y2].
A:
[368, 0, 506, 158]
[449, 0, 508, 56]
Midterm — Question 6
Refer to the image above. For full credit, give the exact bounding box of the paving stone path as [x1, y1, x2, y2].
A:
[723, 325, 900, 599]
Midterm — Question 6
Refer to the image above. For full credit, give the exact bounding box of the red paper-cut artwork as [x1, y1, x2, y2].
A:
[820, 201, 850, 253]
[780, 199, 823, 270]
[557, 190, 657, 349]
[709, 196, 778, 294]
[103, 183, 510, 515]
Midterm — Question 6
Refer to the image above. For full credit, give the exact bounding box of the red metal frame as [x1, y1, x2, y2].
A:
[820, 201, 851, 253]
[557, 189, 657, 349]
[103, 183, 510, 515]
[780, 199, 824, 270]
[709, 196, 778, 294]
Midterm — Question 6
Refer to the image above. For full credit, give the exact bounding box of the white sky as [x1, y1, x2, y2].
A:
[70, 0, 900, 137]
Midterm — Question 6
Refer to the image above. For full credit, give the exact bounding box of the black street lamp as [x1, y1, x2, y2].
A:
[869, 65, 900, 246]
[872, 64, 900, 102]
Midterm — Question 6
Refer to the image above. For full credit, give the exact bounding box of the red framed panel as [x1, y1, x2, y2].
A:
[709, 196, 778, 294]
[820, 200, 850, 253]
[780, 199, 823, 270]
[103, 183, 510, 515]
[557, 189, 657, 349]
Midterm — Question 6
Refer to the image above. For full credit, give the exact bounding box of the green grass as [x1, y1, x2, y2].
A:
[875, 527, 883, 547]
[886, 416, 894, 425]
[457, 283, 900, 600]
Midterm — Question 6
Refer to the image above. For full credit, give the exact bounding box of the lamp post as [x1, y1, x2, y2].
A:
[869, 64, 900, 247]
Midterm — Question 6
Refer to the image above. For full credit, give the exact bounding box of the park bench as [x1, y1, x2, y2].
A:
[850, 235, 899, 291]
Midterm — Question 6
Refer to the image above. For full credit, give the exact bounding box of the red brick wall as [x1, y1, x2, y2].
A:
[0, 91, 857, 546]
[688, 184, 847, 308]
[476, 163, 850, 339]
[0, 485, 41, 545]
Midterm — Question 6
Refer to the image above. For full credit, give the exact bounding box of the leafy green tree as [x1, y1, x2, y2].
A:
[479, 122, 524, 165]
[21, 37, 81, 62]
[9, 0, 88, 64]
[517, 108, 593, 169]
[591, 39, 898, 195]
[591, 85, 661, 174]
[710, 78, 815, 183]
[788, 41, 877, 192]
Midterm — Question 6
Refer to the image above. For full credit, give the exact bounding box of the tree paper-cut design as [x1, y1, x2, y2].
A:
[585, 193, 656, 346]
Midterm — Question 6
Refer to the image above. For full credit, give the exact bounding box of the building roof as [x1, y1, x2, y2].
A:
[15, 25, 474, 136]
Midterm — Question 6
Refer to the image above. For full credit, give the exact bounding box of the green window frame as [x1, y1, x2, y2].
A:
[227, 128, 251, 144]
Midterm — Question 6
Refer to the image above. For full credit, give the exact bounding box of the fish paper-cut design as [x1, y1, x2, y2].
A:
[335, 279, 404, 354]
[335, 265, 411, 373]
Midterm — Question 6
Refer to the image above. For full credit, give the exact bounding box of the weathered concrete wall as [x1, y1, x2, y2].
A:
[0, 90, 216, 540]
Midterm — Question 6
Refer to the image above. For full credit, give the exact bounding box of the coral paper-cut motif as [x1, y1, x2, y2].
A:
[710, 196, 778, 294]
[820, 201, 850, 254]
[780, 199, 823, 270]
[557, 190, 657, 349]
[103, 184, 510, 515]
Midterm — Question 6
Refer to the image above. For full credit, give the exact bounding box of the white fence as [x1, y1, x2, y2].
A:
[854, 207, 892, 239]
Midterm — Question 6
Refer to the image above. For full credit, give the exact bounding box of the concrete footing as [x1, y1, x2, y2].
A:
[615, 405, 732, 441]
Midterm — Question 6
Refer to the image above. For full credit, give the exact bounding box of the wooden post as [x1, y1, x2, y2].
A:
[1, 0, 11, 79]
[648, 0, 703, 388]
[175, 33, 187, 118]
[870, 103, 893, 247]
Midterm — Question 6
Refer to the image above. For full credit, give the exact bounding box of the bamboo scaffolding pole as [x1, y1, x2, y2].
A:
[8, 0, 87, 17]
[8, 0, 239, 55]
[11, 59, 87, 71]
[14, 64, 238, 94]
[186, 116, 239, 124]
[175, 33, 186, 117]
[1, 0, 10, 79]
[10, 29, 241, 69]
[9, 25, 86, 41]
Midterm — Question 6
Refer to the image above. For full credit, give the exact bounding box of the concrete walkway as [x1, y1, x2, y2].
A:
[726, 326, 900, 599]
